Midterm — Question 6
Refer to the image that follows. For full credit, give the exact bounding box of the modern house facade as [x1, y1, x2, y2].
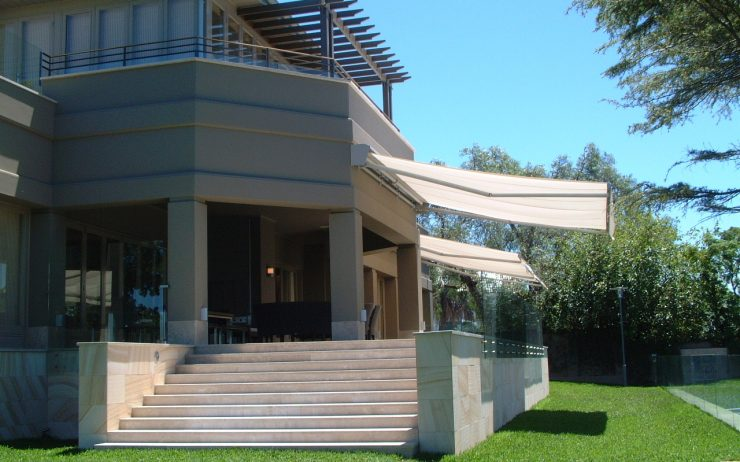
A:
[0, 0, 611, 453]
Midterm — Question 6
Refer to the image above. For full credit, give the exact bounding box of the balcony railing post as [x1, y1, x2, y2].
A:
[123, 46, 127, 67]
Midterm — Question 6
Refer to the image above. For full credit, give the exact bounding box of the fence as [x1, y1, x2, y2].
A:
[433, 275, 546, 358]
[656, 353, 740, 430]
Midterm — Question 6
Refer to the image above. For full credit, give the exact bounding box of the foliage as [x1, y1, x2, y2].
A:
[422, 143, 739, 353]
[572, 0, 740, 133]
[640, 147, 740, 215]
[573, 0, 740, 216]
[537, 209, 730, 348]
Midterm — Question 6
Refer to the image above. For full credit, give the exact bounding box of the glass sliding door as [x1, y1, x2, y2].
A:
[0, 207, 21, 327]
[132, 1, 164, 62]
[98, 5, 128, 68]
[64, 228, 83, 345]
[64, 227, 167, 345]
[65, 12, 92, 72]
[167, 0, 197, 58]
[20, 17, 53, 87]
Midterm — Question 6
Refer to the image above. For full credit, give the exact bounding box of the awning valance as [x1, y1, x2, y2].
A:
[420, 235, 543, 286]
[352, 146, 613, 235]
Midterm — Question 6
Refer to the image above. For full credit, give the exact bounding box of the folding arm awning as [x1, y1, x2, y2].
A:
[420, 235, 543, 286]
[352, 145, 614, 236]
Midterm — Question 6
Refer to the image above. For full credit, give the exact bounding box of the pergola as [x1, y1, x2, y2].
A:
[238, 0, 408, 119]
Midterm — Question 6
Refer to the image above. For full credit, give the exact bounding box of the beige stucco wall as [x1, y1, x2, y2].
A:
[0, 76, 55, 206]
[42, 60, 416, 236]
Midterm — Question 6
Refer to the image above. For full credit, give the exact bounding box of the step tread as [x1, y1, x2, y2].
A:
[111, 427, 415, 433]
[122, 414, 417, 420]
[147, 389, 417, 397]
[97, 442, 415, 447]
[135, 402, 418, 408]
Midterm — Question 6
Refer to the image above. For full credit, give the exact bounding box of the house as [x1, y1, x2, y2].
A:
[0, 0, 611, 454]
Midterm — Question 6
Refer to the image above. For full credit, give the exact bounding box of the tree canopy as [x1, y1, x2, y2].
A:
[573, 0, 740, 216]
[422, 144, 739, 354]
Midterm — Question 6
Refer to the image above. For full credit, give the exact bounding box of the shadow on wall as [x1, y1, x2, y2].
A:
[501, 410, 608, 436]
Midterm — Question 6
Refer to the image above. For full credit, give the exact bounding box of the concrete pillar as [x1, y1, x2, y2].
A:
[27, 211, 66, 348]
[329, 210, 364, 340]
[383, 277, 399, 339]
[397, 238, 423, 337]
[167, 199, 208, 345]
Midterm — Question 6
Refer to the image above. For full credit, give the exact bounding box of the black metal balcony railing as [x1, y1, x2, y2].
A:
[40, 36, 352, 82]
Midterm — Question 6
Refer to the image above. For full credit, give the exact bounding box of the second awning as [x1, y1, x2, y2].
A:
[420, 235, 543, 286]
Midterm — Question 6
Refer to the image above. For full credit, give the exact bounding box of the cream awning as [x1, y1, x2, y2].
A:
[352, 145, 613, 235]
[420, 235, 543, 285]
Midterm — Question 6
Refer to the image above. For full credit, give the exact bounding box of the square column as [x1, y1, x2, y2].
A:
[167, 199, 208, 345]
[397, 236, 423, 337]
[329, 210, 364, 340]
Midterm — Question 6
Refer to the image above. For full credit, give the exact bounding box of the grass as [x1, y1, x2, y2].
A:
[1, 382, 738, 462]
[675, 378, 740, 410]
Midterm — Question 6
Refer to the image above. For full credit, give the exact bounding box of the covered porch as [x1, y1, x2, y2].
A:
[52, 198, 426, 348]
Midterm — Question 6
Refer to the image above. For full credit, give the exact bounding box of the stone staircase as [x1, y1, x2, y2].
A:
[97, 339, 419, 456]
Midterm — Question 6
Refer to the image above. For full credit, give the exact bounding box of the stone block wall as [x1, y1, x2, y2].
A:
[78, 342, 192, 448]
[0, 349, 78, 440]
[0, 350, 47, 440]
[415, 331, 549, 455]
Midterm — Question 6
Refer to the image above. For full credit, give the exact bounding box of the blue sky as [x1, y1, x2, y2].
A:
[360, 0, 738, 238]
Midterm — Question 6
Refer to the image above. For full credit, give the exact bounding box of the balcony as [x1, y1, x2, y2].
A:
[41, 36, 352, 83]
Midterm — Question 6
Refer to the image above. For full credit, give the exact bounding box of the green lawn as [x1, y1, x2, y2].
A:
[2, 382, 738, 462]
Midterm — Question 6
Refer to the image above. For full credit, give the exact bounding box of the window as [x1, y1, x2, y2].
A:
[167, 0, 197, 57]
[132, 1, 164, 61]
[98, 6, 128, 68]
[0, 206, 22, 326]
[65, 12, 92, 71]
[20, 17, 53, 84]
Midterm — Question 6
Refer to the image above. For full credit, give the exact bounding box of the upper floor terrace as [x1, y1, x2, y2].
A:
[0, 0, 408, 120]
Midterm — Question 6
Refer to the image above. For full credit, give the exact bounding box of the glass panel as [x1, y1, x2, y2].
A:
[122, 241, 166, 342]
[21, 18, 53, 86]
[210, 3, 224, 56]
[132, 1, 164, 62]
[98, 6, 128, 68]
[64, 228, 83, 344]
[167, 0, 197, 58]
[226, 17, 239, 60]
[0, 207, 21, 326]
[65, 12, 92, 71]
[168, 0, 196, 39]
[85, 233, 102, 340]
[240, 27, 253, 62]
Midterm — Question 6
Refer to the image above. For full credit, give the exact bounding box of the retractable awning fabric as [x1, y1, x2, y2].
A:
[352, 146, 613, 235]
[420, 235, 542, 285]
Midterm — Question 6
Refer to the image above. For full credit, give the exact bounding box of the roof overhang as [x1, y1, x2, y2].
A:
[352, 145, 614, 236]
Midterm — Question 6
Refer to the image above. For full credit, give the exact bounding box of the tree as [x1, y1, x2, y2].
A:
[573, 0, 740, 215]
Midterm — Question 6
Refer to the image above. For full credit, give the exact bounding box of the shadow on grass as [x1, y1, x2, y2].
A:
[1, 437, 85, 454]
[500, 410, 607, 435]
